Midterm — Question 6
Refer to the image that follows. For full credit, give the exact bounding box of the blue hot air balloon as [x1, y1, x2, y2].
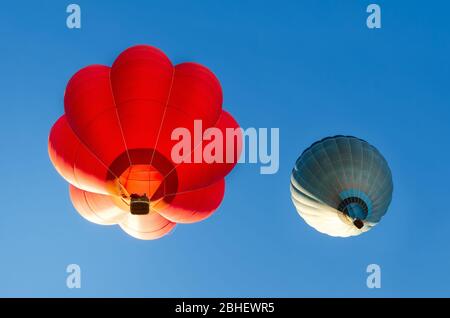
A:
[290, 135, 393, 237]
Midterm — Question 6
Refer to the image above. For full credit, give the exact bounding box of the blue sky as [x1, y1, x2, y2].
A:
[0, 0, 449, 297]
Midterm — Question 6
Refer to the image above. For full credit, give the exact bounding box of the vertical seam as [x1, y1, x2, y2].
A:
[108, 68, 133, 167]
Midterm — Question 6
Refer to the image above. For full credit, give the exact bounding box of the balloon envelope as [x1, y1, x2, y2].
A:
[290, 135, 393, 237]
[49, 45, 241, 240]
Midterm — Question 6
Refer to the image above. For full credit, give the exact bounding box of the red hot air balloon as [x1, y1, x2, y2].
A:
[48, 45, 242, 240]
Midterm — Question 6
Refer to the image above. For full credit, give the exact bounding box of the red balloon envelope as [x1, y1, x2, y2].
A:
[48, 45, 242, 240]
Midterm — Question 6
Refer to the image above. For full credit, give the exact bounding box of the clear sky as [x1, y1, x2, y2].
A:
[0, 0, 449, 297]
